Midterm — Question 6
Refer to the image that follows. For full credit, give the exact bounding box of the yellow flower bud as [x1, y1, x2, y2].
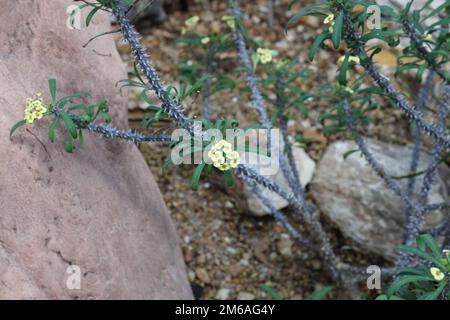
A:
[324, 14, 334, 25]
[222, 15, 235, 29]
[185, 16, 200, 29]
[338, 55, 360, 65]
[423, 33, 433, 41]
[201, 37, 210, 45]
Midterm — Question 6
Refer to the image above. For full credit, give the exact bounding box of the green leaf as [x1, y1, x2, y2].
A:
[309, 31, 330, 61]
[191, 161, 206, 191]
[376, 294, 403, 300]
[49, 79, 57, 105]
[64, 135, 75, 153]
[416, 234, 441, 258]
[332, 13, 343, 49]
[133, 62, 146, 86]
[305, 287, 332, 300]
[338, 53, 350, 85]
[387, 275, 433, 297]
[399, 245, 446, 269]
[223, 170, 234, 187]
[57, 92, 90, 110]
[86, 6, 101, 27]
[418, 280, 447, 300]
[10, 119, 27, 138]
[343, 149, 359, 159]
[60, 112, 78, 139]
[260, 284, 283, 300]
[285, 4, 327, 30]
[78, 129, 84, 146]
[49, 118, 59, 143]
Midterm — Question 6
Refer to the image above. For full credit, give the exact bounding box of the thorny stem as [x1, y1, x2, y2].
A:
[426, 201, 450, 212]
[341, 98, 426, 265]
[202, 45, 217, 121]
[112, 1, 194, 133]
[407, 71, 435, 197]
[340, 6, 450, 151]
[275, 72, 304, 197]
[73, 117, 172, 143]
[230, 0, 271, 132]
[401, 18, 449, 85]
[250, 184, 314, 251]
[230, 0, 309, 207]
[419, 85, 450, 200]
[236, 164, 345, 284]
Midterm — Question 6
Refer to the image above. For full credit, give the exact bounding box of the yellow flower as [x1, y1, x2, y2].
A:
[222, 143, 232, 153]
[324, 14, 334, 25]
[222, 15, 235, 29]
[24, 93, 48, 125]
[227, 150, 240, 160]
[229, 158, 239, 168]
[208, 149, 223, 162]
[25, 113, 34, 124]
[443, 249, 450, 257]
[423, 33, 433, 41]
[201, 37, 210, 45]
[344, 86, 354, 94]
[257, 48, 273, 64]
[185, 16, 200, 29]
[338, 55, 360, 65]
[430, 267, 445, 281]
[328, 24, 334, 33]
[217, 163, 231, 171]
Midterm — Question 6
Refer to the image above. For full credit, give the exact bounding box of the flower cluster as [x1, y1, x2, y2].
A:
[222, 15, 235, 29]
[24, 93, 48, 125]
[207, 140, 240, 171]
[324, 13, 335, 32]
[256, 48, 273, 64]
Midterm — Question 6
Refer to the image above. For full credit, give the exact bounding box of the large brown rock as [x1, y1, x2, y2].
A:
[0, 0, 192, 299]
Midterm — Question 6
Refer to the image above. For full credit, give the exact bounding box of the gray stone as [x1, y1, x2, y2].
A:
[310, 139, 449, 260]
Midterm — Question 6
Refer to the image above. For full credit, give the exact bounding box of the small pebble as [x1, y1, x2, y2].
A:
[196, 268, 211, 284]
[277, 234, 293, 258]
[237, 291, 255, 300]
[216, 288, 231, 300]
[225, 201, 234, 209]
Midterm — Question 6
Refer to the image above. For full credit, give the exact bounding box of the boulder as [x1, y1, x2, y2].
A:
[310, 139, 449, 260]
[0, 0, 192, 299]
